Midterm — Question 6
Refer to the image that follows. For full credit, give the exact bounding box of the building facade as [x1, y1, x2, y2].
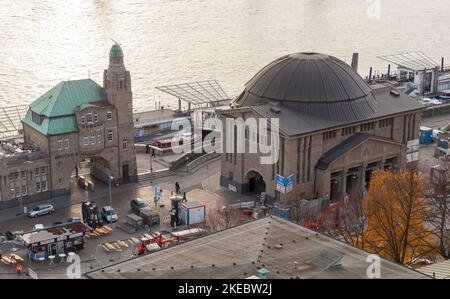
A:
[219, 52, 424, 204]
[0, 44, 137, 209]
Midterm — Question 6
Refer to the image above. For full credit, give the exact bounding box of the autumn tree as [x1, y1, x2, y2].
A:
[363, 169, 433, 265]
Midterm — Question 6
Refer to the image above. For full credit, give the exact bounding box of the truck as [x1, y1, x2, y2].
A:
[81, 200, 103, 229]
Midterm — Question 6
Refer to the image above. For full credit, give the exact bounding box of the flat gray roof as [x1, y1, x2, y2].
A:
[86, 217, 428, 279]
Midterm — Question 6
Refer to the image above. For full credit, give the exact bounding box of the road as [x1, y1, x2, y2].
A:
[0, 159, 220, 233]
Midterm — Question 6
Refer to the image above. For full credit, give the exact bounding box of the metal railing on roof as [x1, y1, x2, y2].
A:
[0, 105, 28, 139]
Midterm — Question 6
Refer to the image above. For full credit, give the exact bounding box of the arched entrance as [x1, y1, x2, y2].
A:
[90, 156, 113, 184]
[245, 170, 266, 195]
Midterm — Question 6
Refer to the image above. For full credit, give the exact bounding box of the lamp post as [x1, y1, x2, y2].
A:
[108, 175, 114, 208]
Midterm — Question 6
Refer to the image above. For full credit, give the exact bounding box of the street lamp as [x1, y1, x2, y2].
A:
[108, 175, 114, 209]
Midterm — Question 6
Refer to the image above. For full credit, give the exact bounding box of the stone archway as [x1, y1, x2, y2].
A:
[244, 170, 266, 195]
[90, 156, 113, 184]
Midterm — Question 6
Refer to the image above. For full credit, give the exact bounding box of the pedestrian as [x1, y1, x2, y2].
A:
[151, 148, 156, 158]
[138, 244, 146, 256]
[182, 192, 187, 202]
[16, 263, 23, 276]
[175, 182, 180, 194]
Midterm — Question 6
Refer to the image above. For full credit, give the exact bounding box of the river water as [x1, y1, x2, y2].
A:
[1, 0, 449, 111]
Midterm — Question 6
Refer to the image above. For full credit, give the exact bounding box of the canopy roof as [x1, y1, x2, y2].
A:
[0, 105, 28, 139]
[156, 80, 229, 106]
[378, 52, 439, 71]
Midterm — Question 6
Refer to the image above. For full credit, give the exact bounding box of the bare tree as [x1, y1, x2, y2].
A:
[204, 206, 241, 233]
[424, 161, 450, 260]
[333, 189, 368, 250]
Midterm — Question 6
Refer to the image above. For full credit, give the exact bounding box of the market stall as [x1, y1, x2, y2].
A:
[17, 222, 92, 261]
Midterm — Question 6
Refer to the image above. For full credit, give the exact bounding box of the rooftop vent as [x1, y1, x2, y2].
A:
[270, 106, 281, 113]
[310, 249, 343, 270]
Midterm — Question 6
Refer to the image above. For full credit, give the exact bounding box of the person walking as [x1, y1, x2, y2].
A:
[175, 182, 180, 194]
[16, 263, 23, 277]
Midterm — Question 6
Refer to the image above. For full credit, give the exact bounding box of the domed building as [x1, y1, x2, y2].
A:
[220, 52, 424, 203]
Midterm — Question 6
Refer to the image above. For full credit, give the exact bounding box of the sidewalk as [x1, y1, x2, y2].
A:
[0, 180, 141, 223]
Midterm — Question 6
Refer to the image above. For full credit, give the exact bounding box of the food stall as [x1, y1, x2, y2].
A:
[17, 222, 92, 261]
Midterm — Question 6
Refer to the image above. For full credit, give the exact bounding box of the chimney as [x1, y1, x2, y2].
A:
[351, 53, 359, 73]
[368, 67, 373, 83]
[387, 64, 391, 79]
[442, 57, 445, 72]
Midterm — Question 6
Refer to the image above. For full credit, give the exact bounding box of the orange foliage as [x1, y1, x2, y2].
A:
[363, 169, 432, 264]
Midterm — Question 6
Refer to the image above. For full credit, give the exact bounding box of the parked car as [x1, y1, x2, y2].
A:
[52, 221, 63, 226]
[5, 230, 23, 241]
[0, 234, 7, 244]
[130, 198, 149, 214]
[101, 206, 118, 223]
[33, 224, 45, 231]
[65, 217, 81, 223]
[28, 204, 55, 218]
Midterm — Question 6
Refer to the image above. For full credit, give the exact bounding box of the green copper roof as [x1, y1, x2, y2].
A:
[22, 79, 105, 136]
[110, 43, 124, 58]
[29, 79, 104, 118]
[22, 112, 77, 137]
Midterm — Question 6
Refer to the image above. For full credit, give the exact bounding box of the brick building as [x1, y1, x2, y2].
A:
[0, 44, 137, 208]
[219, 52, 424, 204]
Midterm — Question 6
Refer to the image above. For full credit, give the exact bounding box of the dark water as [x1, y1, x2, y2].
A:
[1, 0, 449, 111]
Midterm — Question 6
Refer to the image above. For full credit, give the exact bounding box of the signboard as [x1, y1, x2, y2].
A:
[276, 174, 285, 193]
[276, 174, 295, 194]
[228, 184, 237, 192]
[155, 186, 161, 201]
[40, 239, 56, 245]
[406, 139, 419, 163]
[285, 175, 294, 193]
[69, 232, 84, 239]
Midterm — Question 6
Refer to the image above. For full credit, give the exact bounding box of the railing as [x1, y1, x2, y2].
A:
[186, 152, 221, 172]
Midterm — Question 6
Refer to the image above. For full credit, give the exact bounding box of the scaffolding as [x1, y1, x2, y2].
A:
[0, 105, 27, 139]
